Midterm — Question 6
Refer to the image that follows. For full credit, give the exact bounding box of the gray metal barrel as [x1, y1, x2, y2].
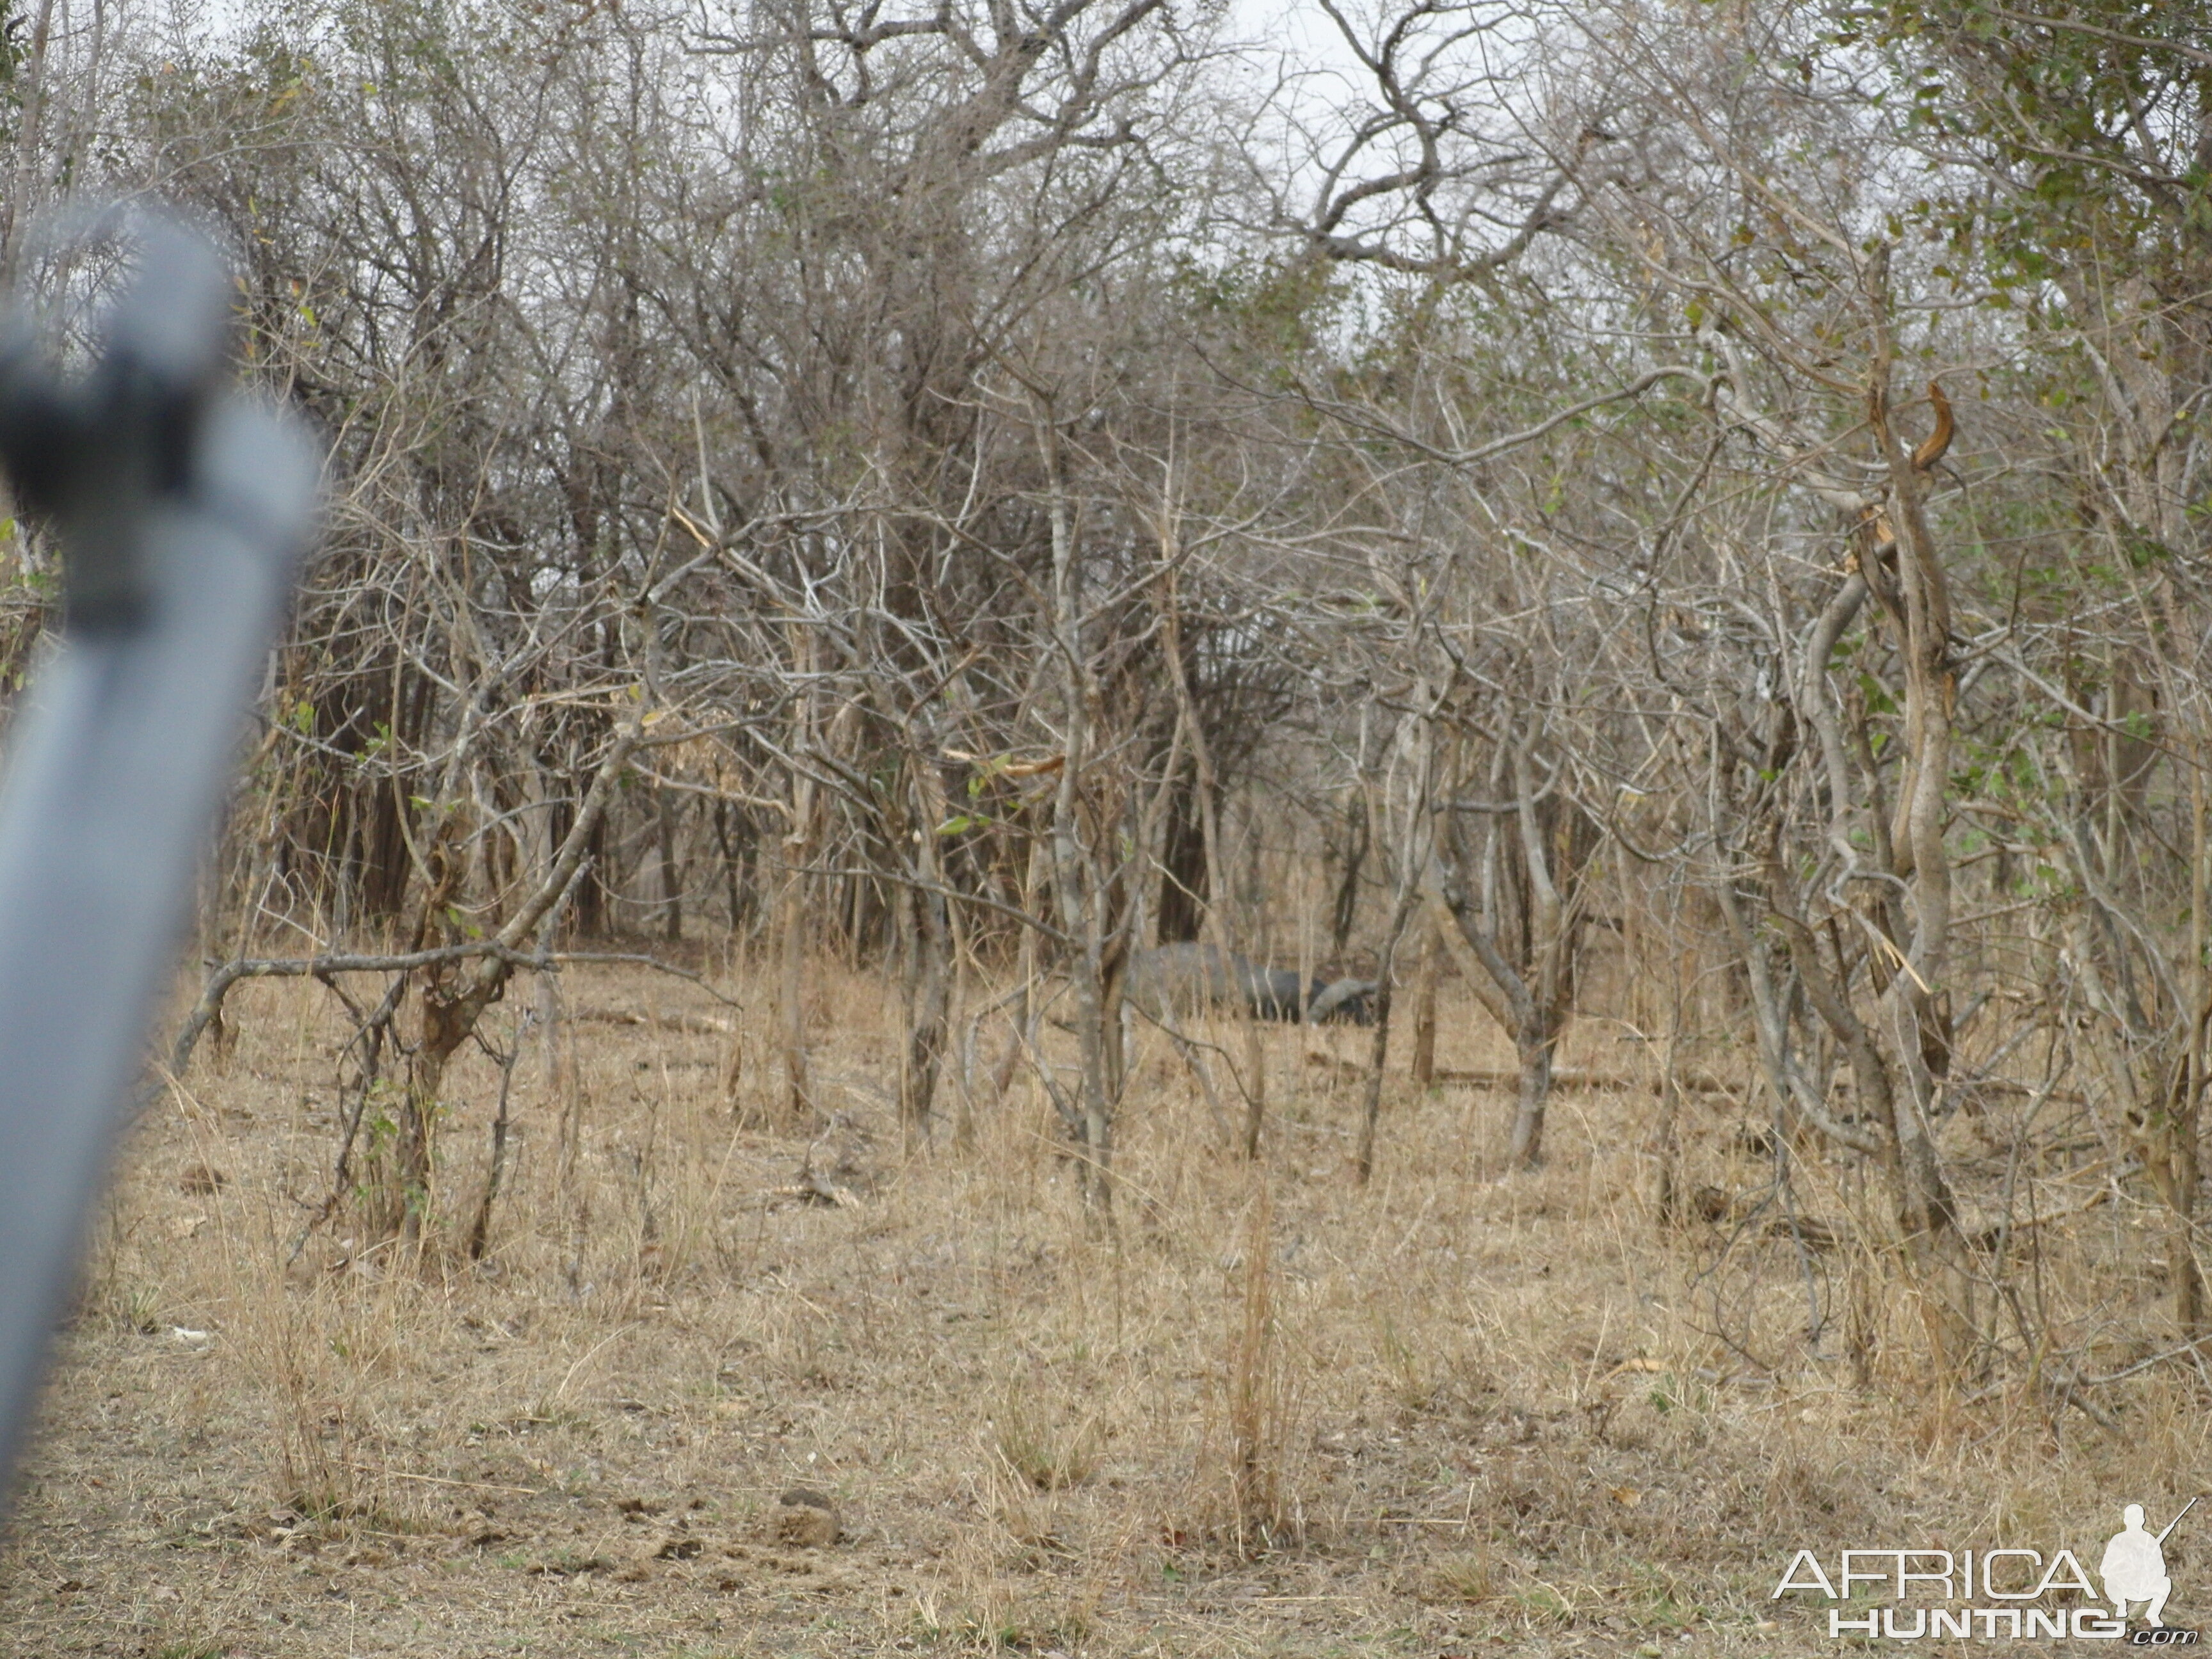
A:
[0, 216, 318, 1494]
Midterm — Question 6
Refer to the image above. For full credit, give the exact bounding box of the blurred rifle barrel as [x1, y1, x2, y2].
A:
[0, 215, 318, 1492]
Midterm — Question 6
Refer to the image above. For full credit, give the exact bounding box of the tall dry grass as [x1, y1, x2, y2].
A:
[4, 953, 2208, 1654]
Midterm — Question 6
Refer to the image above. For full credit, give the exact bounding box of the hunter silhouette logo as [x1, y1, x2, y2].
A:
[1774, 1499, 2204, 1642]
[2104, 1500, 2195, 1630]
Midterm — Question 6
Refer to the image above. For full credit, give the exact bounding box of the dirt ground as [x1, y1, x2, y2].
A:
[0, 958, 2200, 1656]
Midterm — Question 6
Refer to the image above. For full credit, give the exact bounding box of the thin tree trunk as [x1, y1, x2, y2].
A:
[1354, 716, 1434, 1185]
[1655, 938, 1686, 1226]
[778, 853, 810, 1121]
[897, 759, 952, 1145]
[389, 703, 645, 1244]
[1409, 922, 1439, 1087]
[2172, 746, 2208, 1336]
[1355, 883, 1420, 1183]
[1330, 792, 1367, 959]
[780, 630, 818, 1125]
[1157, 530, 1264, 1157]
[656, 787, 683, 942]
[466, 1021, 524, 1261]
[1867, 267, 1973, 1373]
[1509, 1033, 1556, 1168]
[0, 0, 56, 276]
[1041, 410, 1115, 1219]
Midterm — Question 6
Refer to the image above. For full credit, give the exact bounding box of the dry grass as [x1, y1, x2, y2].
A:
[0, 956, 2204, 1655]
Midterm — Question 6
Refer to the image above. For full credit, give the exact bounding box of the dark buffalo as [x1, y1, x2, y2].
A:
[1126, 942, 1376, 1025]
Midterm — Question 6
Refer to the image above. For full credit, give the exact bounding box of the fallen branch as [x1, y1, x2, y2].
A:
[170, 942, 739, 1078]
[1688, 1185, 1850, 1249]
[1962, 1180, 2119, 1253]
[570, 1006, 733, 1036]
[1304, 1052, 1738, 1095]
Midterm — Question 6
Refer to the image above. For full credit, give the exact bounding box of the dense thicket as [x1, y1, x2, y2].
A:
[3, 0, 2210, 1377]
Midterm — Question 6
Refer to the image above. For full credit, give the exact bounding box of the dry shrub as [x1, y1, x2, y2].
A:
[1197, 1177, 1302, 1556]
[228, 1263, 412, 1526]
[992, 1377, 1103, 1493]
[1420, 1544, 1502, 1605]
